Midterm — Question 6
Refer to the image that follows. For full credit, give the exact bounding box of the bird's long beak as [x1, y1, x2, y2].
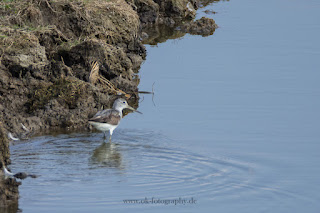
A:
[127, 106, 142, 114]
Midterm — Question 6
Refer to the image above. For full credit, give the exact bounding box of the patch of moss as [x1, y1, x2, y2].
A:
[27, 77, 87, 112]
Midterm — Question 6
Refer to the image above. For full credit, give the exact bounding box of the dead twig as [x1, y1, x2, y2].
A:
[45, 0, 57, 13]
[89, 61, 131, 98]
[137, 82, 156, 106]
[152, 82, 156, 106]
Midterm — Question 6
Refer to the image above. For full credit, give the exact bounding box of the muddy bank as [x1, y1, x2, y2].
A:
[0, 122, 20, 208]
[0, 0, 145, 135]
[0, 0, 218, 207]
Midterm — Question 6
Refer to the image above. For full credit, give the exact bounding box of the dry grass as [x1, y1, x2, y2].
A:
[84, 0, 139, 43]
[0, 26, 40, 65]
[0, 27, 39, 48]
[27, 77, 87, 111]
[0, 0, 139, 44]
[89, 61, 131, 98]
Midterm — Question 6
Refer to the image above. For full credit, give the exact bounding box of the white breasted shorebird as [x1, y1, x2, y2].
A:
[89, 98, 141, 141]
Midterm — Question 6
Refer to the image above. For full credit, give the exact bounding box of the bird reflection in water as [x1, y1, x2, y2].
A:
[90, 142, 123, 168]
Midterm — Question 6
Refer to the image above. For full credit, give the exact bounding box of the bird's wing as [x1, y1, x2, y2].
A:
[93, 109, 108, 117]
[89, 109, 121, 125]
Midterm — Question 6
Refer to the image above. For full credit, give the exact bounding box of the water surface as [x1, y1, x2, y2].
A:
[6, 0, 320, 212]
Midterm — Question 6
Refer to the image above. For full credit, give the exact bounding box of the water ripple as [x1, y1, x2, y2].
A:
[8, 129, 304, 211]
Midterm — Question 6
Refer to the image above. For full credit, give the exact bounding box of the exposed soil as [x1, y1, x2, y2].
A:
[0, 0, 218, 207]
[0, 122, 20, 208]
[0, 0, 145, 135]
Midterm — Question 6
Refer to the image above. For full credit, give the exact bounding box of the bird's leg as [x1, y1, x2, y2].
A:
[109, 130, 113, 143]
[103, 132, 107, 139]
[109, 133, 112, 143]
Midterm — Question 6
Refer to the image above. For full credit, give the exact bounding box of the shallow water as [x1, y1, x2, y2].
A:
[8, 131, 254, 212]
[5, 0, 320, 212]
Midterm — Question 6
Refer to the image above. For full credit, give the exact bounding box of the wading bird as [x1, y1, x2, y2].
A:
[89, 98, 141, 141]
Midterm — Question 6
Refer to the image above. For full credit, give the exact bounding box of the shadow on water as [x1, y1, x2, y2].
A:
[90, 142, 123, 169]
[199, 0, 229, 8]
[142, 23, 217, 46]
[0, 202, 19, 213]
[142, 24, 188, 46]
[140, 0, 224, 46]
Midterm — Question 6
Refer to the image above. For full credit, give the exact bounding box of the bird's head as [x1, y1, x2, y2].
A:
[113, 98, 142, 114]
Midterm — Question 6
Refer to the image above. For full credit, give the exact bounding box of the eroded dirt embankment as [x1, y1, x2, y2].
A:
[0, 0, 145, 135]
[1, 122, 20, 208]
[0, 0, 218, 207]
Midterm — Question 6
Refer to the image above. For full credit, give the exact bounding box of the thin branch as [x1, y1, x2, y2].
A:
[89, 61, 131, 98]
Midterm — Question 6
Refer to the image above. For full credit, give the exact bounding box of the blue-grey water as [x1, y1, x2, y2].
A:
[5, 0, 320, 212]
